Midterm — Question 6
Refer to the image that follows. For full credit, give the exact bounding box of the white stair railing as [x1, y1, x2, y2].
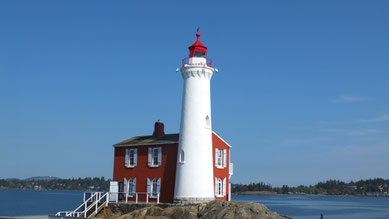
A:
[87, 192, 109, 218]
[56, 191, 161, 217]
[55, 192, 102, 217]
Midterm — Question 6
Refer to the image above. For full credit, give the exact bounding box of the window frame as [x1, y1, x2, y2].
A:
[215, 148, 227, 169]
[215, 177, 227, 198]
[216, 178, 224, 197]
[194, 51, 206, 57]
[217, 150, 222, 166]
[179, 149, 185, 163]
[152, 178, 158, 197]
[148, 147, 162, 167]
[128, 178, 134, 197]
[148, 178, 161, 198]
[128, 178, 133, 194]
[205, 115, 210, 129]
[152, 148, 159, 165]
[215, 149, 223, 168]
[129, 150, 135, 166]
[125, 148, 137, 168]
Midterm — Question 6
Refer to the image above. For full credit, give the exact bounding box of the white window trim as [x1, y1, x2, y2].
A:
[215, 177, 227, 198]
[151, 178, 158, 197]
[148, 178, 161, 198]
[127, 178, 136, 197]
[215, 148, 225, 169]
[148, 147, 162, 167]
[179, 149, 185, 164]
[205, 115, 211, 129]
[125, 148, 137, 168]
[216, 178, 223, 197]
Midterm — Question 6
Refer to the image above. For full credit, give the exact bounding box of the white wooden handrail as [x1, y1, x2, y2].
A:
[74, 192, 100, 213]
[87, 192, 109, 218]
[56, 191, 161, 217]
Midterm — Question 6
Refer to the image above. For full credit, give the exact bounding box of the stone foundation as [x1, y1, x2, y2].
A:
[173, 197, 214, 204]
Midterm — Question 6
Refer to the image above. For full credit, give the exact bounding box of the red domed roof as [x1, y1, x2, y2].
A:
[189, 28, 207, 57]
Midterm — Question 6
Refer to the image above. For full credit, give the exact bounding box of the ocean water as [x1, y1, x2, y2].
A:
[233, 194, 389, 219]
[0, 189, 84, 217]
[1, 189, 389, 218]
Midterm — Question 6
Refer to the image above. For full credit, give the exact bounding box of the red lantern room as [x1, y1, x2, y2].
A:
[182, 28, 212, 68]
[189, 28, 207, 58]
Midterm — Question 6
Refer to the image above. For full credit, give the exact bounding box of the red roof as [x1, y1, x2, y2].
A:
[189, 28, 207, 57]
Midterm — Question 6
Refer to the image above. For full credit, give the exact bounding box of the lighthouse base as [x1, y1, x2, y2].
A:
[174, 197, 215, 204]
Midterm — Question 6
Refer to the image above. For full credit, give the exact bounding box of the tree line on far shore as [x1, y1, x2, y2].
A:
[0, 177, 110, 191]
[232, 178, 389, 196]
[1, 177, 388, 196]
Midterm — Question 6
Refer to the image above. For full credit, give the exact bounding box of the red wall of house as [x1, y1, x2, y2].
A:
[113, 133, 231, 203]
[212, 133, 230, 201]
[113, 143, 178, 203]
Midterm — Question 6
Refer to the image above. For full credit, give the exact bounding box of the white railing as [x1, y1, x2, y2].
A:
[56, 192, 105, 218]
[182, 57, 213, 67]
[56, 191, 160, 218]
[55, 211, 83, 217]
[108, 192, 160, 204]
[88, 192, 109, 218]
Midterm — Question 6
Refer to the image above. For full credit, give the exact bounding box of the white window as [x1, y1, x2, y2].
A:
[129, 150, 135, 165]
[215, 149, 227, 168]
[179, 149, 185, 163]
[128, 178, 136, 196]
[217, 149, 222, 166]
[147, 178, 161, 198]
[205, 115, 210, 128]
[218, 178, 222, 196]
[153, 148, 159, 164]
[152, 179, 158, 197]
[214, 177, 227, 197]
[125, 148, 137, 168]
[148, 147, 162, 167]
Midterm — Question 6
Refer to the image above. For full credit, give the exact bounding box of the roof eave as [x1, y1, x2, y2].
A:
[113, 141, 179, 147]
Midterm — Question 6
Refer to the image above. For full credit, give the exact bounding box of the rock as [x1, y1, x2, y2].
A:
[161, 206, 198, 219]
[200, 200, 287, 219]
[97, 200, 292, 219]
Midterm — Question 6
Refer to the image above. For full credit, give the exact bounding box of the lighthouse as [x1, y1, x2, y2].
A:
[174, 29, 216, 203]
[110, 30, 231, 205]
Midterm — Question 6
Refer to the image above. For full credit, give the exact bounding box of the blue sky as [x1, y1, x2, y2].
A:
[1, 0, 389, 186]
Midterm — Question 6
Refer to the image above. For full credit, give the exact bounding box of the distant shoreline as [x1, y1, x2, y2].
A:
[233, 191, 389, 197]
[0, 187, 104, 192]
[2, 188, 387, 198]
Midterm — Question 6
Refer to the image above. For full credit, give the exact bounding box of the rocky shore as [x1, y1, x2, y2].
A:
[96, 200, 292, 219]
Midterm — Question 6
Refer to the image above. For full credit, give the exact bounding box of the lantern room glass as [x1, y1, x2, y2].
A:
[194, 51, 206, 57]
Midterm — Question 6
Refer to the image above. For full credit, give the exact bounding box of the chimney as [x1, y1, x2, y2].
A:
[153, 121, 165, 137]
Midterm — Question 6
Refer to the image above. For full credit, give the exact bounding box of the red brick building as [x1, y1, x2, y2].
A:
[112, 122, 232, 203]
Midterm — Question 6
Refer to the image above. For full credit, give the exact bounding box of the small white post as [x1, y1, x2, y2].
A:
[126, 192, 128, 203]
[136, 193, 138, 203]
[95, 200, 98, 214]
[146, 193, 149, 203]
[157, 193, 160, 204]
[84, 202, 87, 217]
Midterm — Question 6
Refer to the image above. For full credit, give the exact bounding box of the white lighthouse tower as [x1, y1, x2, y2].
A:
[174, 29, 216, 203]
